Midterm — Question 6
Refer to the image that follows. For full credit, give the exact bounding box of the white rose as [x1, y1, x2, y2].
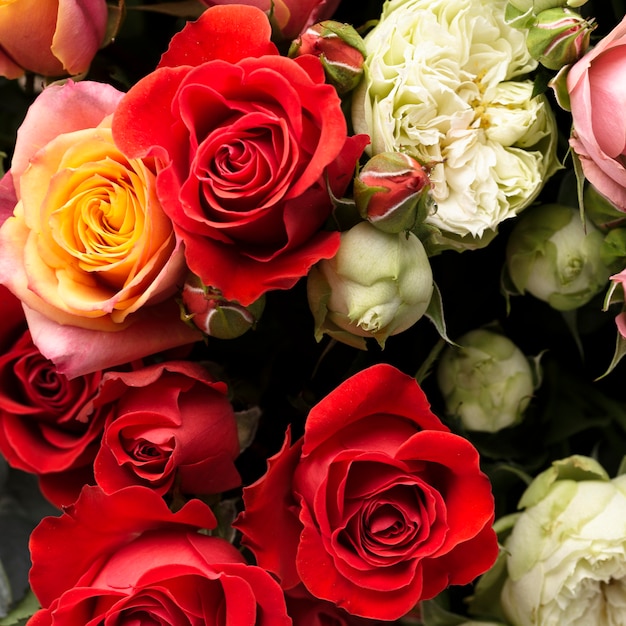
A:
[352, 0, 559, 250]
[501, 456, 626, 625]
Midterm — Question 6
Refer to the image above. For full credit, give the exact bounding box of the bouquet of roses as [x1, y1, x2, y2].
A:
[1, 0, 626, 624]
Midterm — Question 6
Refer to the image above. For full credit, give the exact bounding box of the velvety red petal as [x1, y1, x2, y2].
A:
[182, 226, 340, 306]
[234, 428, 304, 589]
[419, 522, 499, 600]
[29, 485, 217, 607]
[397, 431, 495, 550]
[112, 66, 190, 160]
[38, 464, 95, 508]
[158, 4, 277, 69]
[297, 503, 421, 620]
[302, 364, 448, 458]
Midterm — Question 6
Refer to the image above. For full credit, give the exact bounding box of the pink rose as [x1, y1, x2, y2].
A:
[93, 361, 241, 497]
[0, 80, 201, 378]
[0, 0, 108, 78]
[568, 15, 626, 210]
[29, 486, 292, 626]
[113, 5, 368, 306]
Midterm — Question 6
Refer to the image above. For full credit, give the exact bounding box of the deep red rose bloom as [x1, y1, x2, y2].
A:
[93, 361, 241, 496]
[113, 5, 368, 306]
[235, 364, 498, 620]
[0, 286, 103, 506]
[28, 486, 291, 626]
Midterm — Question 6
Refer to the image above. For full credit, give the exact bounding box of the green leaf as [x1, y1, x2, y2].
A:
[0, 590, 39, 625]
[424, 282, 456, 346]
[414, 338, 446, 385]
[597, 327, 626, 380]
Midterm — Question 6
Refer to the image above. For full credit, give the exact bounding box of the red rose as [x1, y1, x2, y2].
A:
[93, 361, 241, 496]
[234, 364, 498, 620]
[113, 5, 368, 306]
[29, 486, 291, 626]
[0, 286, 103, 506]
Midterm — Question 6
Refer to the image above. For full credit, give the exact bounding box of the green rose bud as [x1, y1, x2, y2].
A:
[506, 0, 589, 26]
[437, 328, 535, 432]
[289, 20, 366, 94]
[501, 455, 626, 626]
[180, 273, 265, 339]
[505, 204, 612, 310]
[353, 152, 433, 234]
[526, 8, 596, 70]
[307, 221, 434, 349]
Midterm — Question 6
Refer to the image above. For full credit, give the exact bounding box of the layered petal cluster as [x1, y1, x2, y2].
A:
[352, 0, 559, 250]
[0, 81, 200, 377]
[235, 364, 498, 620]
[113, 5, 368, 306]
[501, 456, 626, 625]
[28, 486, 292, 625]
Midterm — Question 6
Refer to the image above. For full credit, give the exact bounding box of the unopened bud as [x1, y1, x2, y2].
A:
[180, 274, 265, 339]
[527, 8, 595, 70]
[505, 204, 611, 310]
[437, 329, 535, 433]
[307, 221, 434, 349]
[354, 152, 432, 234]
[289, 21, 366, 94]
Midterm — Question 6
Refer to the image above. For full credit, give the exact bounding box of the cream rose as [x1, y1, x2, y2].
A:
[501, 456, 626, 625]
[352, 0, 560, 251]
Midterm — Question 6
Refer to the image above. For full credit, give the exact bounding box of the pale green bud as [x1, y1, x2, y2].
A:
[505, 204, 612, 310]
[526, 8, 595, 70]
[437, 329, 535, 432]
[307, 221, 433, 349]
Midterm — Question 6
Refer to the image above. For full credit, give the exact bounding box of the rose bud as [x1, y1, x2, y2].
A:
[437, 328, 536, 433]
[506, 0, 589, 20]
[307, 221, 434, 349]
[353, 152, 433, 234]
[289, 20, 366, 94]
[505, 204, 612, 310]
[181, 273, 265, 339]
[526, 8, 596, 70]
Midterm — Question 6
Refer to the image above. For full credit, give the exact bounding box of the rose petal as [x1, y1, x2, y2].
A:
[24, 302, 201, 379]
[157, 4, 277, 69]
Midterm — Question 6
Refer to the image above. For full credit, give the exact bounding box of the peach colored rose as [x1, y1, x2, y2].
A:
[568, 15, 626, 210]
[0, 81, 200, 377]
[0, 0, 108, 79]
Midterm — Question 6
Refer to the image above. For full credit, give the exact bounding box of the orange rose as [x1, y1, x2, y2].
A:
[0, 81, 200, 377]
[0, 0, 108, 78]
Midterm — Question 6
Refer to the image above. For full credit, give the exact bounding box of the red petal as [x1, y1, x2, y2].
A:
[234, 428, 304, 589]
[158, 5, 277, 69]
